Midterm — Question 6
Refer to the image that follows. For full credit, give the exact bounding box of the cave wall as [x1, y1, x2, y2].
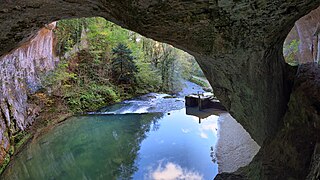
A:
[0, 23, 57, 163]
[215, 63, 320, 179]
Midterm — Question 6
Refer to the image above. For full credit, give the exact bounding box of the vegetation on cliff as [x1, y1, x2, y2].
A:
[42, 17, 203, 112]
[283, 39, 300, 66]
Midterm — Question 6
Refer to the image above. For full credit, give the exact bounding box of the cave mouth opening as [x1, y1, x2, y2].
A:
[283, 6, 320, 66]
[49, 16, 211, 111]
[0, 16, 261, 179]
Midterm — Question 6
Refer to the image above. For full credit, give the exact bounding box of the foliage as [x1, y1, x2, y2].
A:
[135, 61, 161, 94]
[0, 130, 31, 174]
[111, 43, 137, 84]
[65, 83, 119, 112]
[42, 59, 77, 95]
[283, 39, 300, 66]
[142, 40, 179, 92]
[44, 17, 205, 112]
[54, 18, 86, 55]
[0, 153, 10, 174]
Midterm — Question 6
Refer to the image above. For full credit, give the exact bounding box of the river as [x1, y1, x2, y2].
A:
[1, 81, 259, 180]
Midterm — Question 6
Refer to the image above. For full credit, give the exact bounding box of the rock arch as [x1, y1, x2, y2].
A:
[1, 1, 320, 179]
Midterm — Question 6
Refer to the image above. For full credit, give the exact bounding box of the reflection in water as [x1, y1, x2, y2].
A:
[215, 113, 260, 173]
[2, 109, 218, 180]
[132, 109, 218, 179]
[1, 78, 260, 179]
[1, 113, 162, 180]
[148, 162, 203, 180]
[185, 107, 225, 124]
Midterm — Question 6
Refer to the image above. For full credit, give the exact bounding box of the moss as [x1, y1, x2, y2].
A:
[14, 132, 31, 150]
[0, 130, 32, 174]
[0, 153, 10, 174]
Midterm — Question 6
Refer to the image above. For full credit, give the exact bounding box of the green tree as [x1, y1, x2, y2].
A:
[111, 43, 137, 84]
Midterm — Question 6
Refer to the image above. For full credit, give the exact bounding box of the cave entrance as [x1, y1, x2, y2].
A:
[283, 6, 320, 66]
[0, 17, 260, 179]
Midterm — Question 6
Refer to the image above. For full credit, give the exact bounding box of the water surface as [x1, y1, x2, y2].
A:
[2, 81, 259, 179]
[2, 109, 218, 180]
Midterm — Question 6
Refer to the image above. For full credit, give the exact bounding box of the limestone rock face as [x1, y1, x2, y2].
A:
[0, 23, 57, 163]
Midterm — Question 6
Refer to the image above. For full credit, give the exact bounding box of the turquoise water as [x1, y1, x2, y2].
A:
[1, 109, 218, 180]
